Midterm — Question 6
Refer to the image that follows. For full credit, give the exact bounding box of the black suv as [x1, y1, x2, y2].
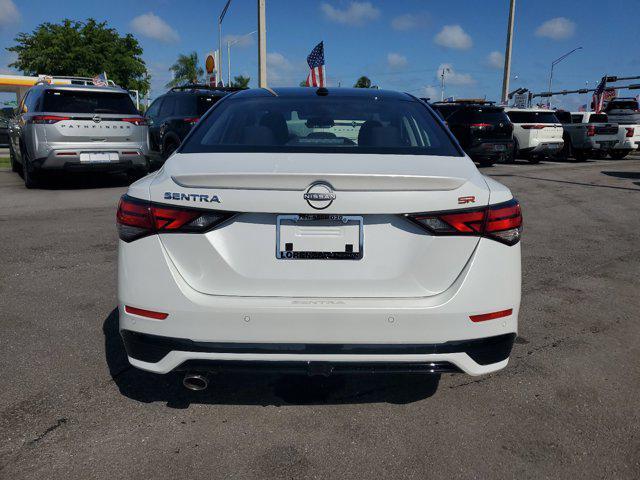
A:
[430, 101, 514, 166]
[145, 85, 243, 166]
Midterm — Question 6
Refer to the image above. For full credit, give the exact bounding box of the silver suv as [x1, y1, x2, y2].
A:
[9, 83, 150, 188]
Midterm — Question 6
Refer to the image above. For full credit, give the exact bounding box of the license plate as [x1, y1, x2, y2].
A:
[598, 141, 616, 148]
[493, 144, 506, 152]
[79, 152, 119, 163]
[276, 214, 363, 260]
[545, 144, 561, 150]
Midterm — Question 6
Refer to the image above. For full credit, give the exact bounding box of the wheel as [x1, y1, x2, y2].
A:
[510, 138, 520, 162]
[478, 159, 495, 168]
[573, 149, 589, 162]
[21, 144, 40, 189]
[609, 149, 629, 160]
[527, 155, 540, 164]
[162, 139, 179, 161]
[9, 143, 19, 172]
[559, 136, 572, 161]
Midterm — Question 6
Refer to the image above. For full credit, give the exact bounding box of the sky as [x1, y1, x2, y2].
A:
[1, 0, 639, 109]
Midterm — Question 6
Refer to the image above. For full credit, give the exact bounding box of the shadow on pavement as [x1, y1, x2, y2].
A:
[103, 309, 441, 408]
[30, 172, 133, 190]
[601, 170, 640, 180]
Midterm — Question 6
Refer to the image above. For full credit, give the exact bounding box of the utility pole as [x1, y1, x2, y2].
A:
[547, 46, 583, 107]
[258, 0, 267, 87]
[218, 0, 232, 85]
[501, 0, 516, 104]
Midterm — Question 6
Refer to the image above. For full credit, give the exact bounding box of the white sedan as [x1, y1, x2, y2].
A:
[116, 87, 522, 390]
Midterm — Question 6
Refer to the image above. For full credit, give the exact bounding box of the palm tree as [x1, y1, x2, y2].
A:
[354, 76, 372, 88]
[231, 75, 250, 88]
[166, 52, 204, 88]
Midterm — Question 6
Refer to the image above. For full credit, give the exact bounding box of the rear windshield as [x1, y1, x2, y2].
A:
[506, 111, 559, 124]
[605, 100, 638, 111]
[555, 111, 572, 124]
[181, 96, 462, 156]
[588, 113, 608, 123]
[431, 104, 459, 120]
[448, 108, 509, 124]
[42, 89, 138, 115]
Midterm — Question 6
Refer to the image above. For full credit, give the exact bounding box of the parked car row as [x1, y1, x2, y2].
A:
[426, 98, 640, 166]
[6, 79, 238, 188]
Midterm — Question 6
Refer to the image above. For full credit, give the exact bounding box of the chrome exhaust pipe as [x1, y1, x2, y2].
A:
[182, 373, 209, 391]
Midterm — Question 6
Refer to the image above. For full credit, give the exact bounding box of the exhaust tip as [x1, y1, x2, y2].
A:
[183, 373, 209, 391]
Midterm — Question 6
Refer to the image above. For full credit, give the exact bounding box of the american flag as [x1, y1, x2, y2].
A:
[92, 72, 108, 87]
[592, 76, 607, 113]
[305, 42, 326, 87]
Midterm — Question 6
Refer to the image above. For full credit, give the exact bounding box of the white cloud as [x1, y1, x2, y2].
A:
[320, 2, 380, 26]
[0, 0, 20, 28]
[267, 52, 299, 86]
[436, 63, 475, 86]
[420, 85, 439, 100]
[487, 51, 504, 69]
[130, 13, 179, 43]
[387, 53, 408, 68]
[434, 25, 473, 50]
[223, 33, 255, 48]
[391, 13, 428, 31]
[535, 17, 576, 40]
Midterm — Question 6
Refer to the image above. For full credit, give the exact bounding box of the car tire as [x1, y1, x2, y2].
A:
[21, 145, 40, 189]
[609, 149, 629, 160]
[478, 159, 495, 168]
[573, 149, 588, 162]
[9, 143, 20, 172]
[559, 136, 572, 162]
[510, 138, 520, 163]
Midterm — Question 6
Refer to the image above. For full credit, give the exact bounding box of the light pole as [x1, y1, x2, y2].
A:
[218, 0, 232, 85]
[258, 0, 267, 87]
[547, 46, 583, 106]
[227, 31, 257, 86]
[440, 67, 451, 101]
[501, 0, 516, 104]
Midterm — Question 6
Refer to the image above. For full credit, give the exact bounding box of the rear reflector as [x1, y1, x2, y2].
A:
[587, 125, 596, 136]
[407, 199, 523, 246]
[122, 151, 141, 155]
[116, 195, 235, 242]
[124, 305, 168, 320]
[56, 152, 77, 156]
[183, 117, 200, 125]
[521, 124, 546, 129]
[122, 117, 148, 126]
[626, 127, 635, 137]
[470, 309, 513, 322]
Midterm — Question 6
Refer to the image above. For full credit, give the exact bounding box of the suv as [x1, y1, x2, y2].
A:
[431, 101, 514, 166]
[504, 108, 563, 163]
[145, 85, 242, 165]
[604, 97, 640, 125]
[9, 83, 149, 188]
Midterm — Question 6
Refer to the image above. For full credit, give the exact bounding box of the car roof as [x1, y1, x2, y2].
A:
[231, 87, 415, 101]
[504, 108, 554, 113]
[32, 84, 128, 94]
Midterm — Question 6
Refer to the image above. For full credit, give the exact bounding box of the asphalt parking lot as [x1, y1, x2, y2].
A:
[1, 158, 639, 479]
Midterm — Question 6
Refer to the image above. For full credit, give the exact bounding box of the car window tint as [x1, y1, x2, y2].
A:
[449, 108, 509, 124]
[197, 95, 222, 116]
[554, 111, 572, 124]
[571, 114, 583, 124]
[588, 114, 608, 123]
[146, 98, 163, 118]
[42, 90, 138, 114]
[507, 111, 559, 124]
[159, 96, 176, 118]
[605, 101, 638, 111]
[174, 96, 196, 116]
[181, 96, 462, 156]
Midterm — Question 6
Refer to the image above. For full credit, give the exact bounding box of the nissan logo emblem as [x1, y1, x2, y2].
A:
[303, 182, 336, 210]
[93, 115, 102, 123]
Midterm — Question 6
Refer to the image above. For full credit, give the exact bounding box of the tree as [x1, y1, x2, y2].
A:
[231, 75, 250, 89]
[354, 76, 372, 88]
[166, 52, 204, 88]
[7, 18, 150, 95]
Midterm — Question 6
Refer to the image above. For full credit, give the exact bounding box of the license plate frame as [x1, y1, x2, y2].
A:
[276, 214, 364, 260]
[493, 144, 507, 152]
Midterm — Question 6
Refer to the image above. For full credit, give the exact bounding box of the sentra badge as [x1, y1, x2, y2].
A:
[164, 192, 221, 203]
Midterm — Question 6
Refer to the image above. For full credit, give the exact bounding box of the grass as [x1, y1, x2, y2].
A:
[0, 156, 10, 169]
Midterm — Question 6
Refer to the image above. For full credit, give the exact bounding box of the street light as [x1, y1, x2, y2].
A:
[218, 0, 232, 85]
[227, 30, 257, 86]
[547, 46, 583, 106]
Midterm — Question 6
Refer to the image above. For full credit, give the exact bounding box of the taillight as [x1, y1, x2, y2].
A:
[122, 117, 148, 126]
[520, 124, 546, 129]
[587, 125, 596, 136]
[470, 123, 492, 129]
[183, 117, 200, 125]
[625, 127, 635, 137]
[116, 195, 234, 242]
[29, 115, 70, 124]
[407, 199, 523, 246]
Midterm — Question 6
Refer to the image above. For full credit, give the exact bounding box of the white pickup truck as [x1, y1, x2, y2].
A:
[609, 124, 640, 159]
[555, 111, 619, 161]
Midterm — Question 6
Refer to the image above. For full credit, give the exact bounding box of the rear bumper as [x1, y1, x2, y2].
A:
[467, 140, 514, 160]
[121, 330, 516, 375]
[35, 148, 149, 171]
[522, 140, 563, 155]
[612, 139, 639, 151]
[118, 236, 521, 376]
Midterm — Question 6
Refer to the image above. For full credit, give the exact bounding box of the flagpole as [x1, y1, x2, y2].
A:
[258, 0, 267, 87]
